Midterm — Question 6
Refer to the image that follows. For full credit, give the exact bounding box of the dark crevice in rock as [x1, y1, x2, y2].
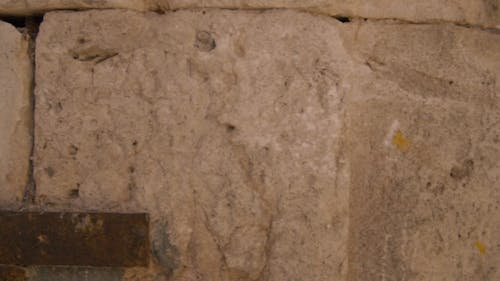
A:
[0, 16, 26, 28]
[22, 15, 43, 205]
[333, 16, 351, 23]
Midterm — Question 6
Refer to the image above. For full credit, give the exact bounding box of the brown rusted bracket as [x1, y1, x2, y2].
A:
[0, 212, 149, 267]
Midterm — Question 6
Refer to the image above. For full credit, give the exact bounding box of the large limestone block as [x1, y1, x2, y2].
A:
[343, 22, 500, 281]
[0, 0, 156, 16]
[35, 9, 350, 280]
[168, 0, 500, 28]
[0, 21, 32, 206]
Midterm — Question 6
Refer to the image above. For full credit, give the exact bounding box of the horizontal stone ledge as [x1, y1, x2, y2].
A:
[0, 0, 153, 16]
[0, 212, 150, 267]
[0, 0, 498, 28]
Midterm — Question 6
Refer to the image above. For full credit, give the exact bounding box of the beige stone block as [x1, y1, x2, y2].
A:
[343, 22, 500, 281]
[0, 21, 32, 207]
[167, 0, 500, 27]
[35, 9, 350, 280]
[0, 0, 155, 16]
[340, 0, 500, 28]
[1, 0, 498, 27]
[166, 0, 331, 10]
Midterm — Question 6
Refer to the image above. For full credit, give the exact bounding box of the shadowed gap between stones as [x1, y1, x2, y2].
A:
[0, 15, 43, 205]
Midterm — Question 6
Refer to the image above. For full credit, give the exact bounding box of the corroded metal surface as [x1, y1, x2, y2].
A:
[0, 212, 149, 267]
[0, 266, 27, 281]
[29, 266, 124, 281]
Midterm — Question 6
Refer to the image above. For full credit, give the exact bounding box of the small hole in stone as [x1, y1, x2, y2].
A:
[45, 167, 55, 178]
[78, 37, 86, 44]
[335, 16, 351, 23]
[128, 182, 137, 191]
[225, 124, 236, 132]
[449, 80, 454, 85]
[68, 144, 79, 156]
[132, 140, 138, 147]
[69, 188, 79, 198]
[128, 166, 135, 173]
[194, 30, 216, 52]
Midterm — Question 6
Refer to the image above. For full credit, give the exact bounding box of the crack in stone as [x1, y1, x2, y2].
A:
[21, 15, 42, 205]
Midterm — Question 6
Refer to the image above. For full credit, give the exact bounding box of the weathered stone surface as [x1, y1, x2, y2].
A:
[35, 9, 350, 281]
[1, 0, 498, 27]
[0, 21, 31, 207]
[0, 0, 157, 16]
[339, 0, 499, 28]
[167, 0, 500, 28]
[0, 212, 149, 266]
[167, 0, 331, 10]
[342, 21, 500, 281]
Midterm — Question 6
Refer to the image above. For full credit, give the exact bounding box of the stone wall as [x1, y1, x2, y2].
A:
[0, 1, 499, 281]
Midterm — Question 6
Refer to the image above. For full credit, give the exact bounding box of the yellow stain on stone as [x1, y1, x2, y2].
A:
[392, 130, 409, 151]
[475, 240, 486, 254]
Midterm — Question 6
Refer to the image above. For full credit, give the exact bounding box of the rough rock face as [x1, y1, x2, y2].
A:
[22, 5, 500, 281]
[169, 0, 500, 27]
[0, 21, 32, 207]
[342, 22, 500, 281]
[1, 0, 498, 27]
[0, 0, 156, 16]
[340, 0, 499, 27]
[35, 10, 350, 281]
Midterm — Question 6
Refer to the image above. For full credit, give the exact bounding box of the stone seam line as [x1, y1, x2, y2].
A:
[0, 6, 499, 31]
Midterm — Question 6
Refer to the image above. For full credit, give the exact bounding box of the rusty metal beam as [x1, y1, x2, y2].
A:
[0, 266, 27, 281]
[0, 212, 149, 267]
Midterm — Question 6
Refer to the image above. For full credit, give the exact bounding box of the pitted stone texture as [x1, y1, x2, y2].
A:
[167, 0, 500, 28]
[343, 22, 500, 281]
[0, 0, 156, 16]
[35, 10, 350, 281]
[0, 21, 31, 207]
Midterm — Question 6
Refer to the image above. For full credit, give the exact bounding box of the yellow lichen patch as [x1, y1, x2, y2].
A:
[475, 240, 486, 254]
[392, 130, 410, 151]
